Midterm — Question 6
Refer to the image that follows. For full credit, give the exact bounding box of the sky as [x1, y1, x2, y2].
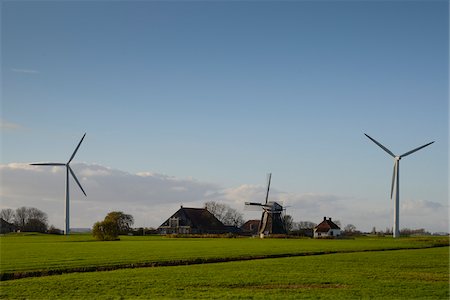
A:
[1, 0, 448, 233]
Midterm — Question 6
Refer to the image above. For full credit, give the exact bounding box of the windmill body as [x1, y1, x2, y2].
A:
[245, 173, 286, 236]
[365, 134, 433, 238]
[30, 133, 87, 235]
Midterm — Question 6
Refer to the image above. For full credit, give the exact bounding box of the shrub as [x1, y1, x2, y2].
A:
[92, 219, 120, 241]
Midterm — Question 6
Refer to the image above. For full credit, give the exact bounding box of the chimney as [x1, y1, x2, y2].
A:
[329, 217, 332, 221]
[323, 216, 326, 221]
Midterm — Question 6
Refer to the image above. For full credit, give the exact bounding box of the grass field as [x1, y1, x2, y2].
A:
[1, 233, 448, 277]
[0, 234, 448, 299]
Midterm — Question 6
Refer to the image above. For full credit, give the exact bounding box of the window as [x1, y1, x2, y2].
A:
[169, 217, 179, 228]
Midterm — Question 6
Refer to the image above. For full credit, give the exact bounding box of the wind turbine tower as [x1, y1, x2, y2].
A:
[364, 133, 434, 238]
[30, 133, 87, 235]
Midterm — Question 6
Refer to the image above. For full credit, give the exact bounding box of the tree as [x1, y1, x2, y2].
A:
[343, 224, 362, 236]
[15, 206, 28, 229]
[222, 209, 244, 227]
[23, 219, 48, 233]
[92, 211, 134, 241]
[93, 219, 119, 241]
[334, 220, 342, 228]
[47, 225, 63, 235]
[28, 207, 48, 222]
[295, 221, 317, 230]
[104, 211, 134, 234]
[204, 201, 244, 227]
[14, 206, 48, 232]
[0, 208, 15, 223]
[344, 224, 356, 233]
[282, 215, 294, 232]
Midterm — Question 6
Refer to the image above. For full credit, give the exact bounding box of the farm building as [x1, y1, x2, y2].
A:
[0, 218, 16, 234]
[240, 220, 260, 235]
[158, 206, 231, 234]
[314, 217, 341, 238]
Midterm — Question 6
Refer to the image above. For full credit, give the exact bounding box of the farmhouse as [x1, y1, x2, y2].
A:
[158, 206, 230, 234]
[240, 220, 260, 235]
[314, 217, 341, 238]
[0, 218, 16, 234]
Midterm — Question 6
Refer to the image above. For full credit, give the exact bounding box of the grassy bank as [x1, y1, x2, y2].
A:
[1, 233, 448, 279]
[1, 247, 448, 299]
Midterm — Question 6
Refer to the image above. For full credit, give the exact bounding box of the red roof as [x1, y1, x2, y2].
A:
[241, 220, 260, 231]
[315, 217, 340, 233]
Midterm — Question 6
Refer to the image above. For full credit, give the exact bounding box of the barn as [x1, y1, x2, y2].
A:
[314, 217, 341, 238]
[0, 218, 16, 234]
[158, 206, 230, 234]
[240, 220, 260, 235]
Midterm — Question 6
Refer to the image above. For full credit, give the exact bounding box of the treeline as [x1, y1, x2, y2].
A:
[0, 207, 52, 233]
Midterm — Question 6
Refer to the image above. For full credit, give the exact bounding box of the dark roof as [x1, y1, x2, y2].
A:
[315, 217, 340, 233]
[0, 218, 16, 233]
[181, 207, 225, 230]
[158, 207, 227, 232]
[241, 220, 260, 231]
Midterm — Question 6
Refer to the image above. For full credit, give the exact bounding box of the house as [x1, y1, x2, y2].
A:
[241, 220, 260, 235]
[158, 206, 229, 234]
[0, 218, 16, 234]
[314, 217, 341, 238]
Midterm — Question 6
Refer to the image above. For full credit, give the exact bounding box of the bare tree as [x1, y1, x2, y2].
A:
[15, 206, 28, 229]
[282, 215, 294, 232]
[0, 208, 15, 223]
[205, 201, 244, 227]
[344, 224, 356, 233]
[295, 221, 317, 230]
[28, 207, 48, 223]
[14, 206, 48, 232]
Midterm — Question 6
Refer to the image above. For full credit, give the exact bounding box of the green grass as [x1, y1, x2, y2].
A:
[1, 233, 448, 277]
[1, 247, 448, 299]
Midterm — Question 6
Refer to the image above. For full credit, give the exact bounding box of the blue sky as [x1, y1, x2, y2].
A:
[1, 1, 448, 232]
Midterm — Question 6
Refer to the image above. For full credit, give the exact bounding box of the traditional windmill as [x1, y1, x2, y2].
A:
[245, 173, 287, 237]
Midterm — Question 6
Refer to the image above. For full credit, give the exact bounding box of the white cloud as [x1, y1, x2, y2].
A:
[0, 163, 447, 233]
[0, 119, 22, 131]
[0, 163, 218, 229]
[400, 199, 448, 232]
[11, 68, 39, 74]
[401, 199, 444, 214]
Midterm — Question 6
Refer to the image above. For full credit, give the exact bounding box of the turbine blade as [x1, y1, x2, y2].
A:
[364, 134, 396, 158]
[68, 133, 86, 164]
[390, 162, 397, 199]
[400, 141, 434, 158]
[30, 163, 66, 166]
[68, 166, 87, 196]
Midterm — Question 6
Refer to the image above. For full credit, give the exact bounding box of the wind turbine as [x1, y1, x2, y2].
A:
[364, 133, 434, 238]
[30, 133, 87, 235]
